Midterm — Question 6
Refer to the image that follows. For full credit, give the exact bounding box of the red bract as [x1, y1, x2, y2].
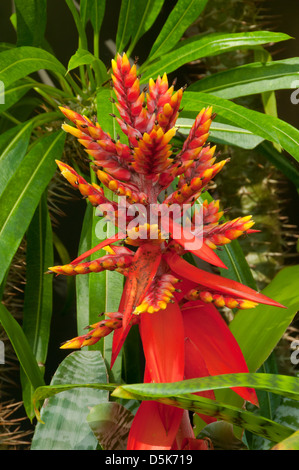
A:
[49, 53, 285, 450]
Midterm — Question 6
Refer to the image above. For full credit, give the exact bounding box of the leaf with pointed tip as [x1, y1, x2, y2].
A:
[112, 373, 299, 402]
[112, 389, 295, 444]
[164, 251, 284, 308]
[0, 131, 65, 286]
[148, 0, 209, 60]
[21, 193, 53, 419]
[182, 91, 299, 164]
[188, 58, 299, 98]
[15, 0, 47, 47]
[140, 31, 291, 82]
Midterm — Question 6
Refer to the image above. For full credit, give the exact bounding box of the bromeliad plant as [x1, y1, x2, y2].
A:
[1, 0, 299, 451]
[47, 53, 285, 449]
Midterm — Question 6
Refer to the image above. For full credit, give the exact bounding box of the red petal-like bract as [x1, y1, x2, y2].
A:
[165, 251, 284, 309]
[182, 300, 258, 406]
[127, 301, 185, 450]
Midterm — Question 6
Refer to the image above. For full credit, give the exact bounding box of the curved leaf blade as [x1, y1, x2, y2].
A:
[0, 131, 65, 286]
[0, 47, 66, 88]
[0, 120, 33, 198]
[230, 265, 299, 373]
[188, 58, 299, 98]
[15, 0, 47, 47]
[21, 193, 53, 418]
[0, 303, 45, 390]
[140, 31, 291, 82]
[182, 91, 299, 163]
[112, 373, 299, 401]
[87, 402, 135, 450]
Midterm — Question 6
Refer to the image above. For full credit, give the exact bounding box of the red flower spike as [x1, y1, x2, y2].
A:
[48, 252, 133, 276]
[54, 53, 286, 449]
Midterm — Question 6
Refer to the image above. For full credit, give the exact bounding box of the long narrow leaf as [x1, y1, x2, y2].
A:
[22, 192, 53, 366]
[33, 376, 297, 444]
[0, 47, 66, 88]
[140, 31, 291, 82]
[188, 58, 299, 98]
[112, 373, 299, 401]
[0, 120, 33, 198]
[0, 303, 45, 390]
[182, 91, 299, 163]
[148, 0, 209, 60]
[125, 393, 294, 443]
[14, 0, 47, 47]
[0, 131, 65, 286]
[126, 0, 165, 56]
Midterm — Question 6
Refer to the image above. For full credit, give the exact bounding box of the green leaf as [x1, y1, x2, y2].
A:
[75, 203, 107, 351]
[188, 58, 299, 98]
[14, 0, 47, 47]
[0, 131, 65, 286]
[148, 0, 209, 60]
[21, 192, 53, 419]
[0, 302, 45, 390]
[116, 0, 136, 52]
[31, 351, 109, 450]
[177, 118, 264, 150]
[140, 31, 291, 82]
[112, 386, 294, 443]
[230, 265, 299, 373]
[257, 141, 299, 188]
[67, 48, 98, 72]
[0, 46, 66, 88]
[87, 402, 135, 450]
[33, 382, 116, 414]
[89, 0, 106, 34]
[112, 373, 299, 401]
[22, 193, 53, 365]
[182, 91, 299, 163]
[0, 120, 33, 198]
[67, 48, 108, 84]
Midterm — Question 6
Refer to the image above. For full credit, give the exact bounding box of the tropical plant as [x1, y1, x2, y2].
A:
[0, 0, 298, 451]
